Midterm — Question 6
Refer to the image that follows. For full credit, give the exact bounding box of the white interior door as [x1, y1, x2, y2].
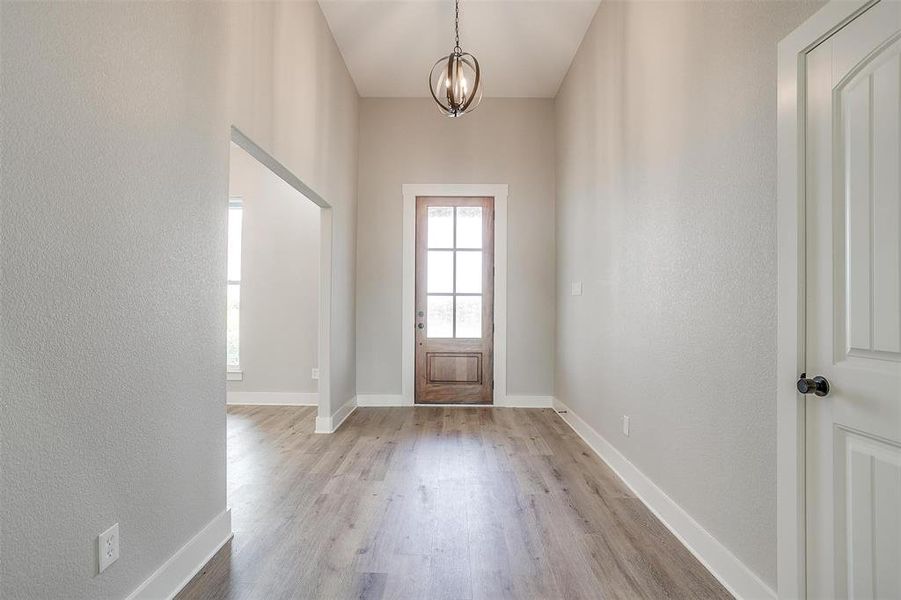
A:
[805, 1, 901, 598]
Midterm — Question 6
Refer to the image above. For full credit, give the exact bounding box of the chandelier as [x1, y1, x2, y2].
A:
[428, 0, 482, 117]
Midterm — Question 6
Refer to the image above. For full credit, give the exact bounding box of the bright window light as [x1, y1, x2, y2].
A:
[226, 200, 243, 368]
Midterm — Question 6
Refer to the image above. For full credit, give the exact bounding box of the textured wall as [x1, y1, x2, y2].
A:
[356, 99, 556, 397]
[554, 0, 823, 587]
[227, 144, 320, 396]
[1, 3, 229, 598]
[0, 2, 357, 598]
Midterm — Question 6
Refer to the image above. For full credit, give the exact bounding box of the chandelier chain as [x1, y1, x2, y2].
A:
[454, 0, 461, 53]
[429, 0, 480, 117]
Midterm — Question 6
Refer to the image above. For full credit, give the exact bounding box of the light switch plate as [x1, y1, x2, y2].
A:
[98, 523, 119, 574]
[571, 281, 582, 296]
[622, 416, 630, 437]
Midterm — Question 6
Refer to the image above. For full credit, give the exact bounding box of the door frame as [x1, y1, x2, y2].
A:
[230, 126, 336, 432]
[776, 2, 877, 597]
[401, 184, 508, 406]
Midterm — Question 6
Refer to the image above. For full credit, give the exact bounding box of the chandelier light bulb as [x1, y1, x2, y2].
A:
[428, 0, 482, 118]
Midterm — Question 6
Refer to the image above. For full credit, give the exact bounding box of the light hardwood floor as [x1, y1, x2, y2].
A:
[177, 406, 732, 600]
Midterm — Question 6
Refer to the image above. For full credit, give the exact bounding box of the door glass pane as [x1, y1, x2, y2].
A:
[455, 296, 481, 338]
[227, 206, 243, 281]
[427, 296, 453, 338]
[226, 283, 241, 366]
[455, 251, 482, 293]
[456, 206, 482, 248]
[427, 251, 453, 293]
[428, 207, 454, 248]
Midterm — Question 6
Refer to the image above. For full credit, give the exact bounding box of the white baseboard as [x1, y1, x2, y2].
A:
[496, 394, 554, 408]
[356, 394, 409, 407]
[315, 396, 357, 433]
[552, 399, 775, 600]
[354, 394, 553, 408]
[227, 392, 318, 406]
[126, 508, 232, 600]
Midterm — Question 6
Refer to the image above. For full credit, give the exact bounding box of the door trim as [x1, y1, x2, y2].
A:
[402, 184, 508, 407]
[776, 3, 877, 597]
[230, 126, 335, 433]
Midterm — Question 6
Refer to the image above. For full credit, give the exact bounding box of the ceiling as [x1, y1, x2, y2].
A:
[318, 0, 602, 98]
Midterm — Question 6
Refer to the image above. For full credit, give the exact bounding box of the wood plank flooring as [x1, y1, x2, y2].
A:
[176, 406, 732, 600]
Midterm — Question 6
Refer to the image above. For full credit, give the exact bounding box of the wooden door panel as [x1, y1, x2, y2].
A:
[415, 196, 494, 404]
[428, 353, 482, 384]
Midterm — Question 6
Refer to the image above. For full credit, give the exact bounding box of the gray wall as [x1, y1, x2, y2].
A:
[554, 0, 822, 587]
[227, 143, 320, 396]
[356, 99, 556, 397]
[0, 2, 357, 598]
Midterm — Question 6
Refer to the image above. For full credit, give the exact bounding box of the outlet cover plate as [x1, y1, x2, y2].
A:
[622, 416, 630, 437]
[98, 523, 119, 573]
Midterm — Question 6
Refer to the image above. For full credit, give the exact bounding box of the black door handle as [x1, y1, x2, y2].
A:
[797, 373, 830, 397]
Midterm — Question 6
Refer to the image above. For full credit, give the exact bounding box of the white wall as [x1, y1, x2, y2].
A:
[356, 98, 556, 398]
[554, 0, 822, 588]
[227, 143, 320, 397]
[0, 2, 357, 598]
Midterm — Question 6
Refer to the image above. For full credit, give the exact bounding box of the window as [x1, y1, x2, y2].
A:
[426, 205, 483, 338]
[226, 200, 243, 369]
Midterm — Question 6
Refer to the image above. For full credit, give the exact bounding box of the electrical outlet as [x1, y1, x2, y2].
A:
[311, 368, 319, 380]
[98, 523, 119, 574]
[571, 281, 583, 296]
[622, 416, 630, 437]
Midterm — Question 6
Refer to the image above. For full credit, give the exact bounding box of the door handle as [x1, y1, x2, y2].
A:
[417, 323, 424, 329]
[797, 373, 830, 397]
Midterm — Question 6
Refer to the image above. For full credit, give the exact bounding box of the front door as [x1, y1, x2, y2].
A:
[415, 196, 494, 404]
[805, 2, 901, 597]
